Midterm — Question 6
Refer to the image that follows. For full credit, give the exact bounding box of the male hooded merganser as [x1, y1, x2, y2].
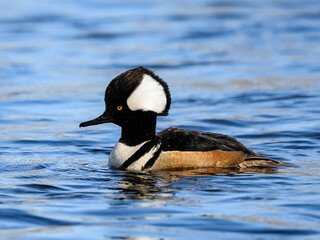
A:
[80, 67, 283, 171]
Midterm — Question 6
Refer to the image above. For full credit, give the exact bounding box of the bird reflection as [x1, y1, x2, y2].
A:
[109, 167, 279, 201]
[112, 171, 177, 201]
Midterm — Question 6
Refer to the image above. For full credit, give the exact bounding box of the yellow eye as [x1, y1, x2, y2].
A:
[117, 105, 123, 111]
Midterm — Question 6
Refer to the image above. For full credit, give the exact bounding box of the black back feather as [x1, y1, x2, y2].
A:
[158, 127, 256, 155]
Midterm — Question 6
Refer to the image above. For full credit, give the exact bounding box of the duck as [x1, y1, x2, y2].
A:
[79, 66, 283, 171]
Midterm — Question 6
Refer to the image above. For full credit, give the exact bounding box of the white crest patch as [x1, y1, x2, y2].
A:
[127, 74, 167, 113]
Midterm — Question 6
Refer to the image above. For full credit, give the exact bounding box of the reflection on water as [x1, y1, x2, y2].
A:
[112, 172, 173, 201]
[113, 169, 253, 202]
[1, 0, 320, 239]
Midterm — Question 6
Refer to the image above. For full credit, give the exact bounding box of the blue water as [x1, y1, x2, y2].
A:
[1, 0, 320, 239]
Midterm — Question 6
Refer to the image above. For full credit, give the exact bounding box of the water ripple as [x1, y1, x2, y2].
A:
[0, 209, 77, 229]
[1, 0, 320, 239]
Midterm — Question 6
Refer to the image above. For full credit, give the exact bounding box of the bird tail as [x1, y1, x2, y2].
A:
[239, 155, 285, 168]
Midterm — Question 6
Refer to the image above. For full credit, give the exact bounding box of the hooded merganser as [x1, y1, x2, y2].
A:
[80, 67, 283, 171]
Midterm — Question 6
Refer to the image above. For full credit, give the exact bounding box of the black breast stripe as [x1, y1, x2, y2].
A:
[141, 145, 162, 170]
[119, 139, 156, 170]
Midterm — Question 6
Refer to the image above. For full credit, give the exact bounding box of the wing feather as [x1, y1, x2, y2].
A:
[158, 127, 255, 155]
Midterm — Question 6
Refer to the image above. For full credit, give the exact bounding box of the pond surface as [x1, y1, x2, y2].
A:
[1, 0, 320, 239]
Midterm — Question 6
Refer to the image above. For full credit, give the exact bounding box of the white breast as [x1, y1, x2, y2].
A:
[108, 140, 160, 171]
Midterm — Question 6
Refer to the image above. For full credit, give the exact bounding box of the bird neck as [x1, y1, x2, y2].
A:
[120, 112, 157, 146]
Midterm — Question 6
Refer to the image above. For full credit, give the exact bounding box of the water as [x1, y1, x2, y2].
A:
[1, 0, 320, 239]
